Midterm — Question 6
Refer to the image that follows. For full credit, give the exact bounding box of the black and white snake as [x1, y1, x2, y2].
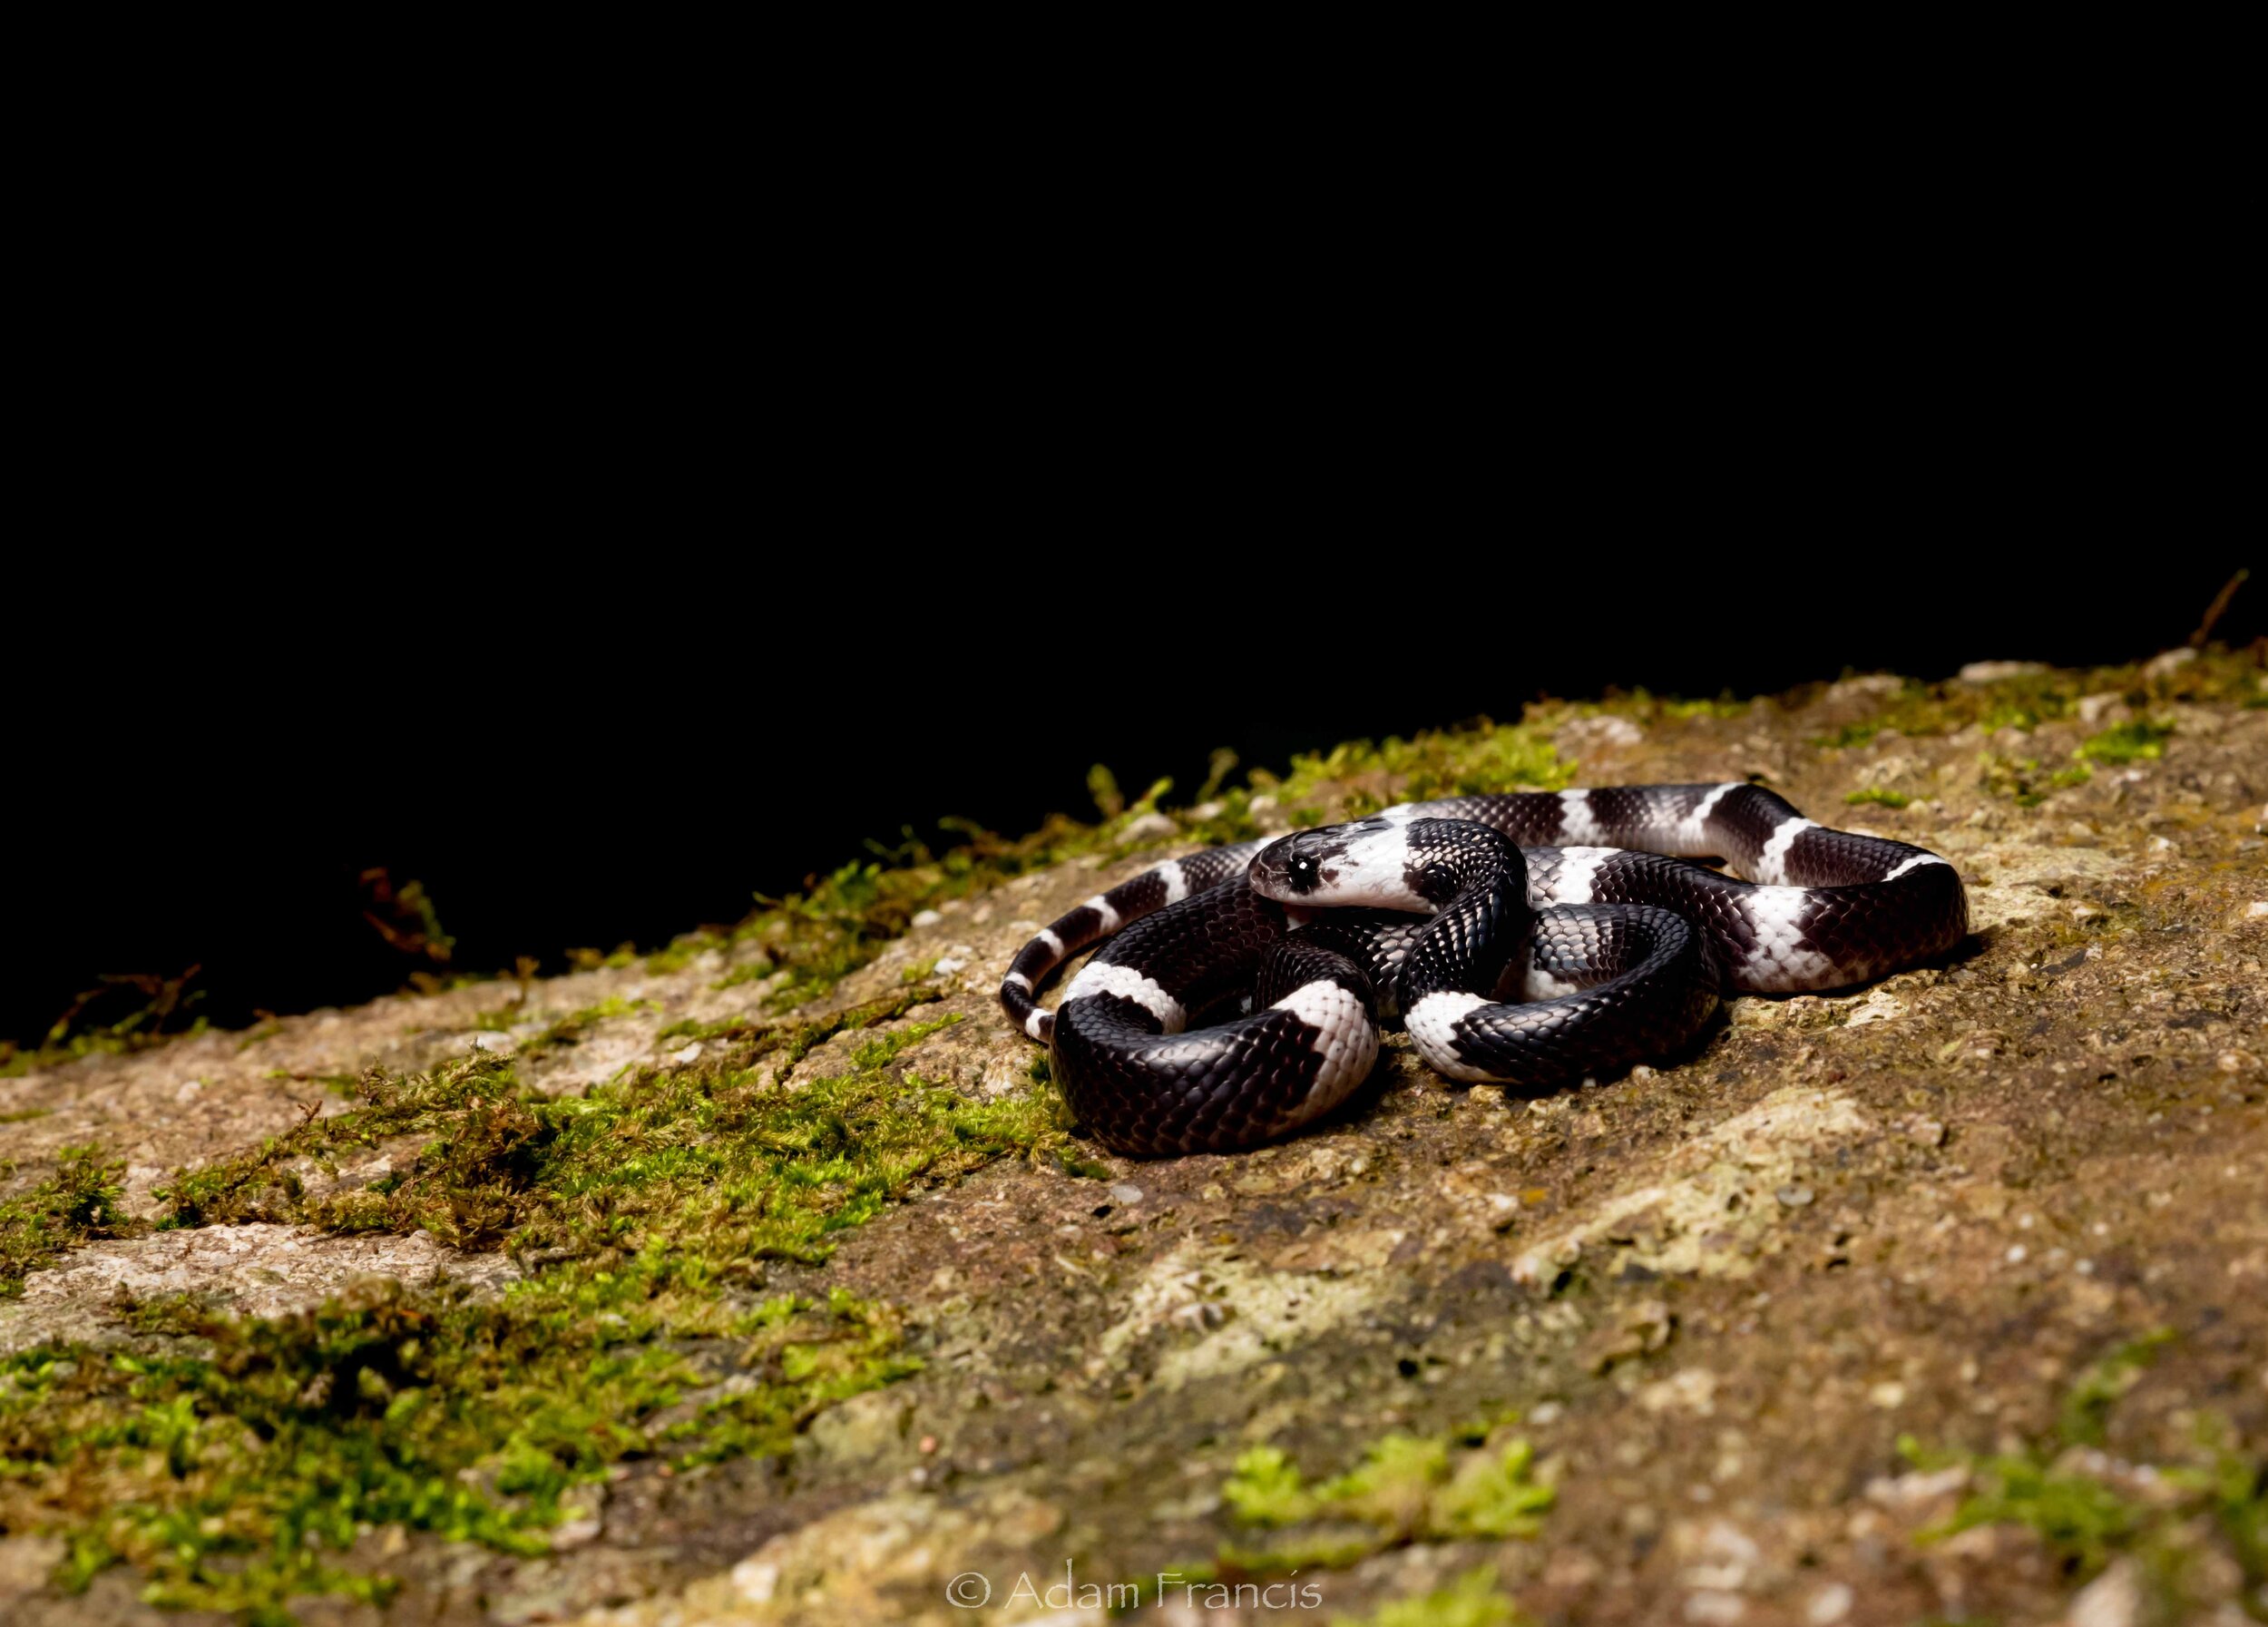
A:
[999, 785, 1967, 1155]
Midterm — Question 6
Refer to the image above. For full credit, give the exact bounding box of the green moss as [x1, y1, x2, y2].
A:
[2, 983, 1082, 1617]
[1213, 1422, 1552, 1577]
[1979, 753, 2046, 806]
[1905, 1437, 2146, 1572]
[234, 1020, 286, 1051]
[2077, 719, 2175, 764]
[2059, 1328, 2175, 1447]
[1087, 762, 1128, 818]
[1333, 1566, 1524, 1627]
[1222, 1443, 1315, 1524]
[1649, 691, 1752, 722]
[1270, 721, 1574, 808]
[2175, 1426, 2268, 1586]
[1799, 648, 2257, 746]
[1901, 1328, 2265, 1607]
[1843, 787, 1911, 809]
[157, 993, 1059, 1264]
[710, 955, 779, 990]
[1813, 721, 1883, 750]
[641, 931, 724, 976]
[526, 995, 657, 1049]
[1979, 754, 2090, 809]
[565, 944, 640, 972]
[1, 1147, 132, 1297]
[116, 1289, 232, 1338]
[0, 1107, 54, 1123]
[2, 971, 210, 1078]
[0, 1281, 910, 1621]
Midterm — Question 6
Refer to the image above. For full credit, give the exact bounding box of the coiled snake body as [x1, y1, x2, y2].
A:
[1000, 785, 1966, 1155]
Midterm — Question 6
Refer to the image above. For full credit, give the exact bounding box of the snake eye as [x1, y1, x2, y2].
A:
[1289, 853, 1319, 889]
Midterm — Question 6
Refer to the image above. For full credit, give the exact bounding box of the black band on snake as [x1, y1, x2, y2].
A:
[998, 784, 1968, 1155]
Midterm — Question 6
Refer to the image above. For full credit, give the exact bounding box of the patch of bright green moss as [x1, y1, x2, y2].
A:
[0, 1280, 910, 1620]
[1904, 1436, 2147, 1572]
[1, 1146, 131, 1297]
[2077, 719, 2175, 765]
[1978, 754, 2095, 809]
[1843, 787, 1911, 809]
[157, 991, 1057, 1263]
[1210, 1420, 1552, 1578]
[1333, 1566, 1525, 1627]
[1271, 722, 1574, 809]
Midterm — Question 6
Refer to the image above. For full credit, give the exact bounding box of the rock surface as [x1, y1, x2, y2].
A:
[3, 656, 2264, 1625]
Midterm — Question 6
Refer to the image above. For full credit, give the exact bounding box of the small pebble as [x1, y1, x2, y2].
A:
[1775, 1185, 1813, 1208]
[671, 1042, 703, 1065]
[1109, 1183, 1144, 1205]
[911, 908, 943, 928]
[1805, 1582, 1854, 1625]
[2006, 1244, 2028, 1264]
[1118, 811, 1178, 843]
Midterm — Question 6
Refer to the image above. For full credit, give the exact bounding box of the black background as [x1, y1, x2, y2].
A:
[7, 178, 2256, 1052]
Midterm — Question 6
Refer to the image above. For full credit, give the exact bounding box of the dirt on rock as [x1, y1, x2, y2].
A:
[3, 657, 2263, 1627]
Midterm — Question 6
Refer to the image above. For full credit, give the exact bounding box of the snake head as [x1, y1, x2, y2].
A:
[1252, 832, 1327, 896]
[1250, 818, 1433, 911]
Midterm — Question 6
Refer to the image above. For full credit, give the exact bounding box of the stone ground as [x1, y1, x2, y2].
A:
[2, 658, 2263, 1626]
